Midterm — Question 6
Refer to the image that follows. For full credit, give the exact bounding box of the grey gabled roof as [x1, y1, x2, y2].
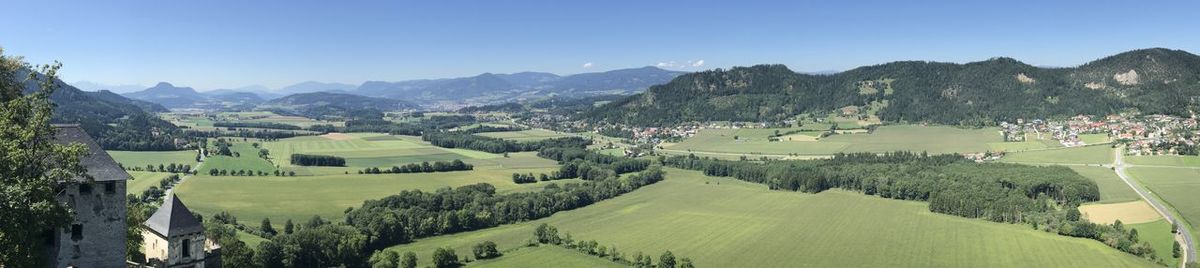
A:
[51, 124, 131, 182]
[145, 194, 204, 237]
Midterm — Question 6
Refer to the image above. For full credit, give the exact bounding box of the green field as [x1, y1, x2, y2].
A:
[386, 168, 1157, 268]
[469, 246, 624, 268]
[667, 125, 1003, 155]
[261, 134, 503, 171]
[1079, 134, 1112, 145]
[999, 145, 1114, 165]
[174, 167, 575, 223]
[237, 230, 268, 249]
[202, 141, 278, 174]
[108, 150, 198, 169]
[1129, 220, 1181, 267]
[126, 171, 174, 194]
[1069, 166, 1141, 204]
[988, 140, 1060, 152]
[1128, 167, 1200, 244]
[475, 129, 570, 141]
[1127, 155, 1200, 167]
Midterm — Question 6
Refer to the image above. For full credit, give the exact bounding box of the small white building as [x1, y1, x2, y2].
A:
[142, 194, 220, 268]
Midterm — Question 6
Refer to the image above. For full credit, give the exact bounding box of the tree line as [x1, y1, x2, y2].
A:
[212, 121, 302, 130]
[532, 223, 695, 268]
[290, 154, 346, 166]
[359, 160, 473, 174]
[345, 166, 665, 252]
[422, 132, 590, 153]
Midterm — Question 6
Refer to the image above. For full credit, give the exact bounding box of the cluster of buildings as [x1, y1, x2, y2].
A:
[998, 114, 1199, 155]
[49, 125, 220, 268]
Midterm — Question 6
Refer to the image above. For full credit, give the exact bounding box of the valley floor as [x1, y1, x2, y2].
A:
[386, 168, 1160, 268]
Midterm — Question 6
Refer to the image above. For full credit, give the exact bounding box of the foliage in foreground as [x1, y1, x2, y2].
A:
[0, 51, 89, 267]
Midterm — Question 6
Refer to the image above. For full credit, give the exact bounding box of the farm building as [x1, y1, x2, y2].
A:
[142, 194, 221, 268]
[46, 125, 129, 267]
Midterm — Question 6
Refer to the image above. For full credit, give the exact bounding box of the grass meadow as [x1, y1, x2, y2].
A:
[1128, 167, 1200, 247]
[475, 129, 570, 141]
[173, 167, 576, 223]
[1129, 220, 1181, 267]
[1068, 166, 1141, 204]
[1127, 155, 1200, 167]
[126, 171, 174, 194]
[384, 168, 1158, 268]
[108, 150, 198, 169]
[998, 145, 1114, 165]
[666, 125, 1003, 155]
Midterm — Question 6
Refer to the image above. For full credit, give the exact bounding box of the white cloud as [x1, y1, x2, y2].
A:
[582, 62, 594, 69]
[656, 59, 705, 69]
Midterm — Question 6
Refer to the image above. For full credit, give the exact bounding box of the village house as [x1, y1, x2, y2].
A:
[47, 125, 129, 268]
[142, 194, 221, 268]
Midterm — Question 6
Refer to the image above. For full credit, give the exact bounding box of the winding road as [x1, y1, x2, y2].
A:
[1109, 147, 1195, 266]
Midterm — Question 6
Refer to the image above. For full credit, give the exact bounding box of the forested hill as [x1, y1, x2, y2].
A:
[582, 48, 1200, 126]
[260, 92, 416, 119]
[19, 71, 185, 150]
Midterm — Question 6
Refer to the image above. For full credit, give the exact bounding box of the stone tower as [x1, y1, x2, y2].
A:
[48, 125, 129, 267]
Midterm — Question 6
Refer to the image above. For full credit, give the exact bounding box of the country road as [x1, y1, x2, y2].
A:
[1110, 147, 1195, 266]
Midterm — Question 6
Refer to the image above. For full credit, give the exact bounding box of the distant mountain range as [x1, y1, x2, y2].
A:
[121, 82, 266, 110]
[259, 92, 417, 120]
[355, 66, 684, 106]
[584, 48, 1200, 126]
[106, 66, 685, 110]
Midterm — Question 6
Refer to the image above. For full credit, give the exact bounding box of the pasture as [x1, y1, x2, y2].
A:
[1069, 166, 1140, 203]
[1129, 220, 1181, 267]
[385, 168, 1158, 268]
[475, 129, 570, 141]
[126, 171, 174, 194]
[666, 125, 1003, 155]
[173, 167, 575, 223]
[1128, 167, 1200, 245]
[1127, 155, 1200, 167]
[999, 145, 1114, 165]
[201, 141, 278, 175]
[108, 150, 198, 170]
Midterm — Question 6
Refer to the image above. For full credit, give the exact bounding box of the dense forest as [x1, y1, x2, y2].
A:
[358, 160, 473, 174]
[583, 48, 1200, 126]
[664, 152, 1160, 261]
[421, 132, 590, 153]
[290, 154, 346, 166]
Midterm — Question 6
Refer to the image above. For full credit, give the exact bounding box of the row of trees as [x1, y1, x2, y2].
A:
[533, 223, 695, 268]
[359, 160, 473, 174]
[123, 162, 192, 173]
[421, 132, 590, 153]
[207, 168, 293, 177]
[345, 167, 665, 251]
[290, 154, 346, 166]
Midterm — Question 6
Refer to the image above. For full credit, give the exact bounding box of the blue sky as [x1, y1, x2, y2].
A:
[1, 0, 1197, 90]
